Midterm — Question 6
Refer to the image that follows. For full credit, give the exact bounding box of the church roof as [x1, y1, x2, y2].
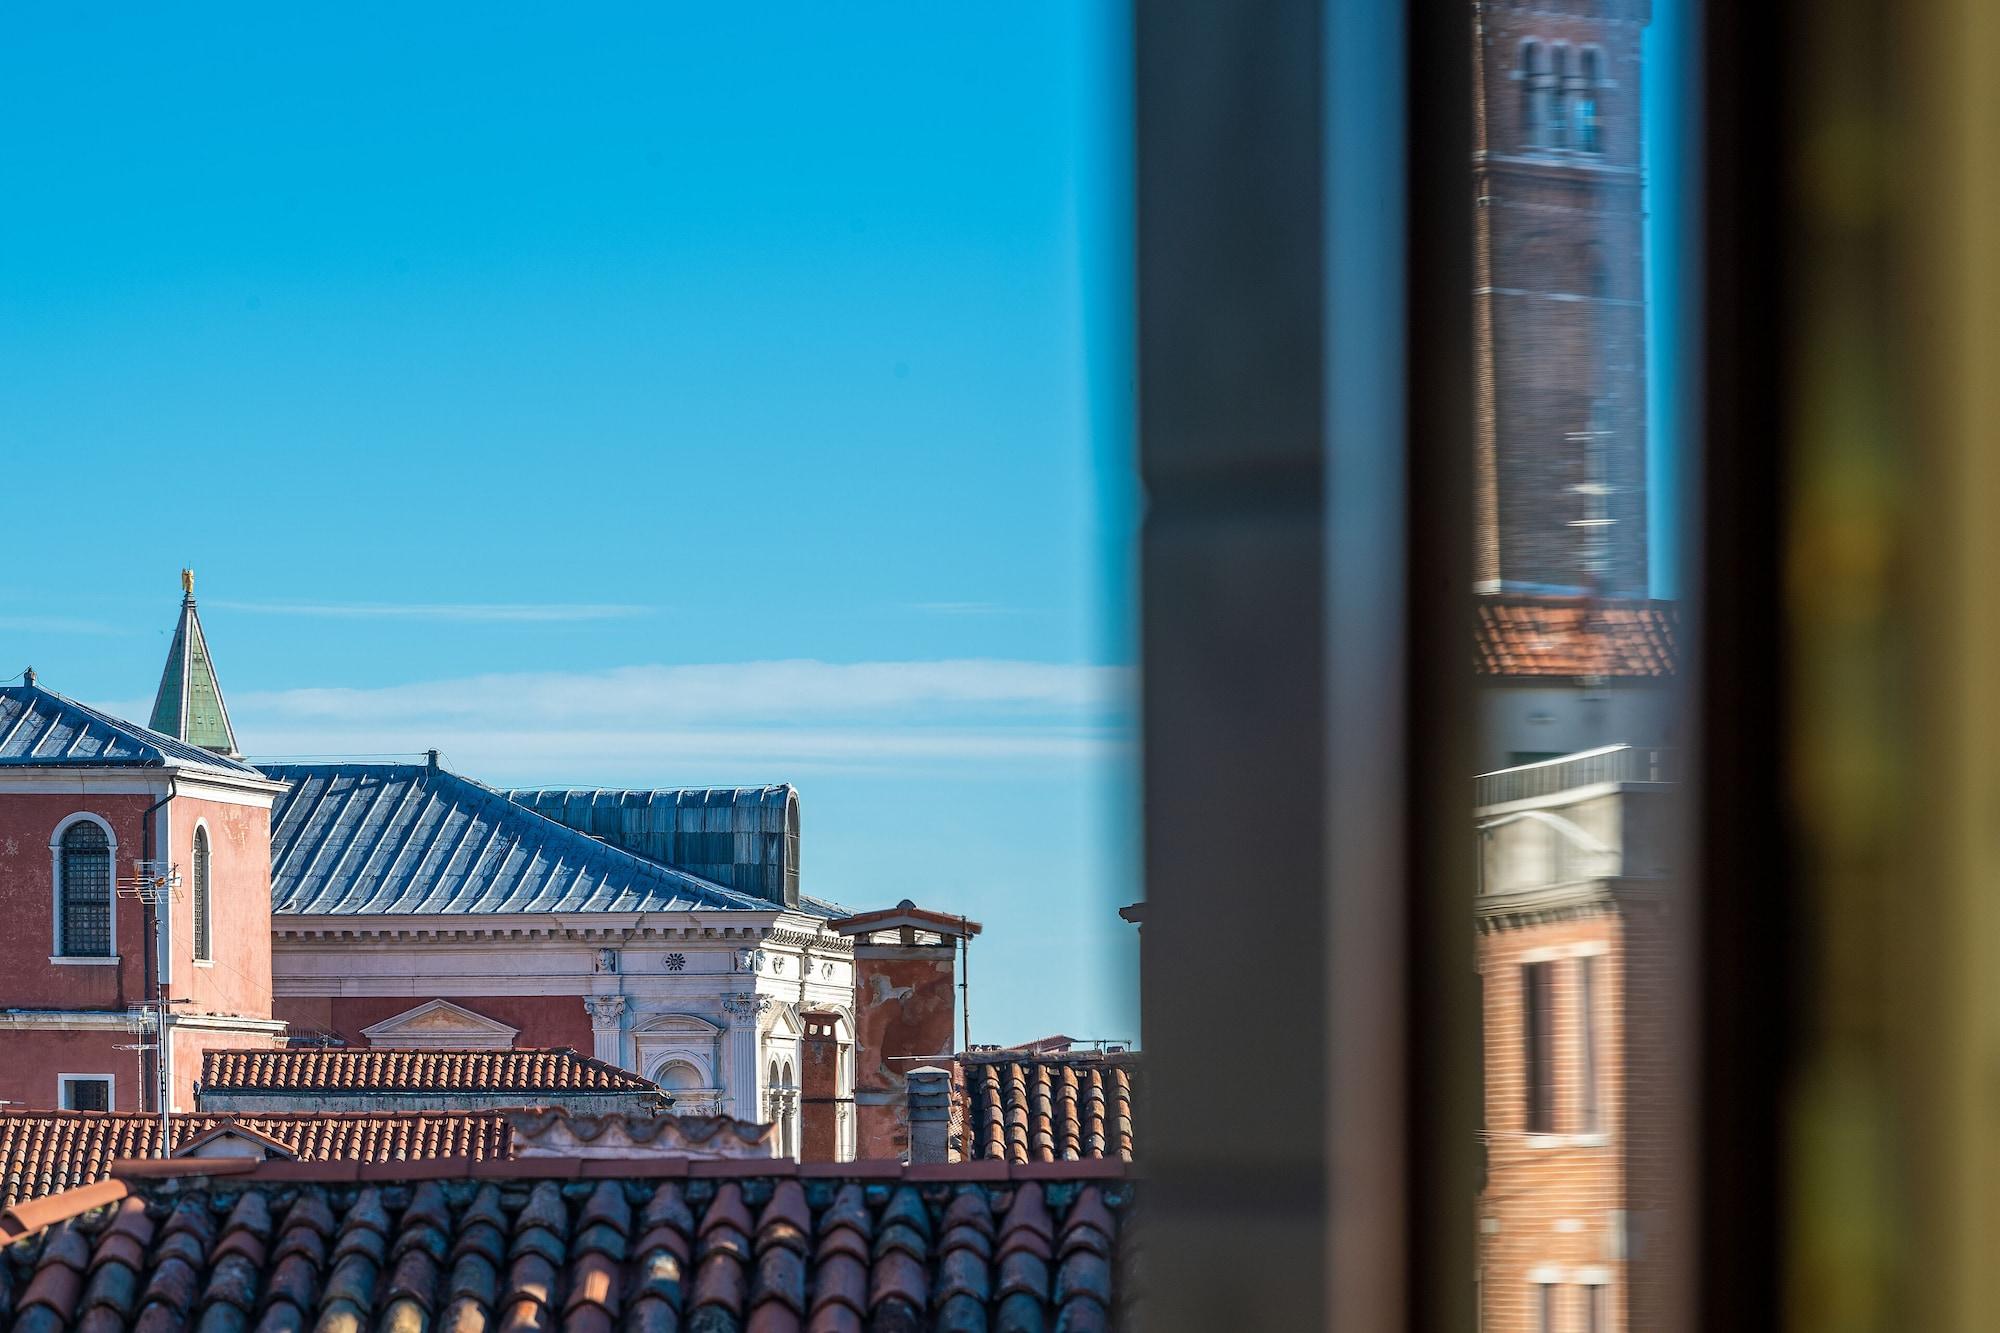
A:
[0, 680, 266, 778]
[262, 760, 818, 916]
[148, 569, 240, 757]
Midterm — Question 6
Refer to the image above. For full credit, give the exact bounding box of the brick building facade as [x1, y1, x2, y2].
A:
[1476, 753, 1673, 1332]
[1474, 0, 1650, 595]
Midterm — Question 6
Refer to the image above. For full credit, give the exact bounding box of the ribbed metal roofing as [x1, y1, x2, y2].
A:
[507, 786, 800, 907]
[0, 682, 266, 777]
[263, 761, 783, 916]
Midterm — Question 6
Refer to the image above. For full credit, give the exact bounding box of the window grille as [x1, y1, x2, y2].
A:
[62, 1077, 110, 1112]
[59, 821, 112, 957]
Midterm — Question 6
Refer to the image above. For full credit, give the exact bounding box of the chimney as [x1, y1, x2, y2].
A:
[906, 1066, 952, 1164]
[834, 900, 982, 1161]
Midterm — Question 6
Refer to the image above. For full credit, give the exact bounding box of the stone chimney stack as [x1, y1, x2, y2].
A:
[906, 1066, 952, 1164]
[833, 900, 982, 1161]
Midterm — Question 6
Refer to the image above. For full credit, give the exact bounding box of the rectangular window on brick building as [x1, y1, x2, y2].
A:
[1579, 953, 1600, 1134]
[60, 1076, 111, 1111]
[1535, 1281, 1557, 1333]
[1523, 960, 1556, 1133]
[1586, 1282, 1606, 1333]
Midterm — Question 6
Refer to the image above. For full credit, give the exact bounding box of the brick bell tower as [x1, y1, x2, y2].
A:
[1473, 0, 1651, 596]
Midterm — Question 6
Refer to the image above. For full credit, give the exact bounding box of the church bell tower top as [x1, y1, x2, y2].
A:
[150, 569, 241, 758]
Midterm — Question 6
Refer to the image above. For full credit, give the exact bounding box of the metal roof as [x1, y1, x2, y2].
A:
[506, 786, 800, 908]
[263, 761, 787, 916]
[0, 681, 266, 778]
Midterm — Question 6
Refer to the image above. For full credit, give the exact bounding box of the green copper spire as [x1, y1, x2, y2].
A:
[149, 569, 240, 757]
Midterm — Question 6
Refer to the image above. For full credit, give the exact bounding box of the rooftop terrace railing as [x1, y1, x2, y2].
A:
[1474, 744, 1677, 807]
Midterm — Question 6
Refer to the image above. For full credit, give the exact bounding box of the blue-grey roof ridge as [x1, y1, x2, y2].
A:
[0, 682, 267, 778]
[261, 761, 815, 917]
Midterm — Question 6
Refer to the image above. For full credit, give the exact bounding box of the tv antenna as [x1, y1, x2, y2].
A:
[118, 860, 183, 1153]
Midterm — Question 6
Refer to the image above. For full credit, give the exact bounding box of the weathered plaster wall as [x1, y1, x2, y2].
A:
[0, 1029, 144, 1111]
[850, 944, 956, 1161]
[0, 792, 153, 1008]
[170, 790, 273, 1019]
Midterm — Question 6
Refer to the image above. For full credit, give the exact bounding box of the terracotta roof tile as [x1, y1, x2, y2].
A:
[0, 1110, 512, 1210]
[1473, 595, 1680, 679]
[1, 1161, 1131, 1333]
[960, 1053, 1138, 1164]
[200, 1047, 659, 1095]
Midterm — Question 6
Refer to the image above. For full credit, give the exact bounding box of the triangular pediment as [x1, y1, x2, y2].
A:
[360, 999, 520, 1050]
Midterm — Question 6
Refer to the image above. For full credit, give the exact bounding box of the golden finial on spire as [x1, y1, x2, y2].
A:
[181, 568, 194, 597]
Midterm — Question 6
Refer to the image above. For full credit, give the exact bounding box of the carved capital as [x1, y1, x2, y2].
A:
[584, 994, 629, 1026]
[721, 992, 772, 1025]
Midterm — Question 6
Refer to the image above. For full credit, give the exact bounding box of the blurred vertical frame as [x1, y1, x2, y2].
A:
[1776, 0, 2000, 1325]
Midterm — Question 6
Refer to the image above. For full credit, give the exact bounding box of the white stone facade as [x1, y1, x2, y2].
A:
[271, 910, 857, 1159]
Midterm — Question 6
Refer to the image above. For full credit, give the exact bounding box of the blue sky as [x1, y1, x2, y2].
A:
[0, 4, 1138, 1046]
[0, 5, 1681, 1046]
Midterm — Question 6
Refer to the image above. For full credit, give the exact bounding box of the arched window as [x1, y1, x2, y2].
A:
[57, 820, 113, 957]
[780, 1060, 797, 1158]
[1576, 48, 1603, 153]
[192, 827, 212, 962]
[1519, 41, 1547, 149]
[1548, 45, 1571, 149]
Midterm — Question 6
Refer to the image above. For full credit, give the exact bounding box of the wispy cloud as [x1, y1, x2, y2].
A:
[0, 616, 128, 636]
[156, 658, 1136, 782]
[238, 659, 1127, 726]
[210, 601, 652, 623]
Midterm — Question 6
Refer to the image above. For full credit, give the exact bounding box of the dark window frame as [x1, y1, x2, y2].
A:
[1523, 960, 1557, 1133]
[58, 819, 113, 958]
[192, 826, 212, 962]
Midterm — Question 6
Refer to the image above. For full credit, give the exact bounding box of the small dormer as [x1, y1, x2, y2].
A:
[172, 1121, 300, 1161]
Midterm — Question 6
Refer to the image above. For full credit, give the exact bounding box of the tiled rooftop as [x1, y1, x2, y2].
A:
[0, 1111, 509, 1210]
[0, 1157, 1135, 1332]
[201, 1048, 660, 1095]
[961, 1053, 1138, 1164]
[261, 762, 790, 918]
[1474, 595, 1680, 679]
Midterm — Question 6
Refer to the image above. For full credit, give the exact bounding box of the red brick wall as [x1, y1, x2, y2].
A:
[1478, 907, 1626, 1332]
[799, 1014, 840, 1161]
[270, 995, 592, 1052]
[1473, 0, 1649, 594]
